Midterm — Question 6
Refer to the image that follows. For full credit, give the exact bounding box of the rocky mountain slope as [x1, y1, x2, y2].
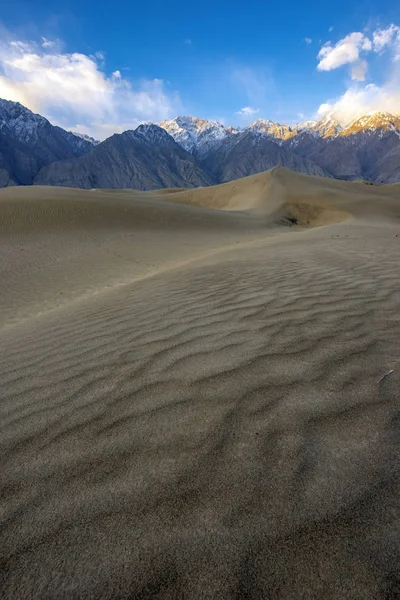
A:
[201, 131, 326, 182]
[36, 124, 214, 189]
[287, 112, 400, 182]
[0, 99, 97, 186]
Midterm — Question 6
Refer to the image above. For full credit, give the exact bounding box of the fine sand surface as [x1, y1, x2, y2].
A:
[1, 167, 400, 598]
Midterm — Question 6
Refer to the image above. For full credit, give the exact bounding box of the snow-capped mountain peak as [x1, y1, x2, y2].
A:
[131, 123, 176, 145]
[294, 120, 318, 131]
[245, 119, 296, 142]
[308, 115, 343, 139]
[246, 118, 276, 129]
[340, 111, 400, 136]
[159, 115, 232, 156]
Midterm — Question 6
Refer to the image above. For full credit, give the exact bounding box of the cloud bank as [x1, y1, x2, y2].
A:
[0, 37, 182, 139]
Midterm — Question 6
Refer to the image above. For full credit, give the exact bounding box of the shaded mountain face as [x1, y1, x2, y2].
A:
[284, 116, 343, 157]
[286, 112, 400, 182]
[201, 131, 327, 182]
[35, 124, 215, 190]
[0, 99, 96, 186]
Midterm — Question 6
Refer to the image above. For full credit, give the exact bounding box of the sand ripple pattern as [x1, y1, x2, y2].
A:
[1, 219, 400, 599]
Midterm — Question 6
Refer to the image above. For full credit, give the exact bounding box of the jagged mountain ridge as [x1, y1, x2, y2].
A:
[244, 119, 297, 143]
[0, 99, 97, 186]
[35, 124, 214, 190]
[159, 114, 344, 151]
[159, 115, 235, 157]
[160, 111, 400, 149]
[0, 99, 98, 152]
[160, 111, 400, 183]
[1, 97, 400, 187]
[285, 111, 400, 182]
[36, 124, 327, 189]
[339, 112, 400, 138]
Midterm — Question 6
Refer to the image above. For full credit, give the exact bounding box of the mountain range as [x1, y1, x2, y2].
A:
[0, 99, 97, 187]
[1, 97, 400, 189]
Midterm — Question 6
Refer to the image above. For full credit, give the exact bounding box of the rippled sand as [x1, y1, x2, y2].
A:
[1, 168, 400, 598]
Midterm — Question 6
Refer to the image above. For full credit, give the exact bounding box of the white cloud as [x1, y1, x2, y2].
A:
[317, 25, 400, 83]
[372, 24, 400, 60]
[317, 103, 332, 117]
[316, 81, 400, 125]
[329, 26, 334, 33]
[316, 23, 400, 124]
[236, 106, 259, 116]
[0, 37, 182, 139]
[350, 59, 368, 81]
[317, 32, 372, 74]
[373, 24, 399, 52]
[41, 37, 55, 49]
[305, 38, 312, 45]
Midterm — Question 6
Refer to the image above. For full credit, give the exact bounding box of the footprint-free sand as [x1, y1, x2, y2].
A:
[1, 167, 399, 598]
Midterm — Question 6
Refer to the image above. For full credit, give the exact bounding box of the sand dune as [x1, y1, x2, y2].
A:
[1, 168, 400, 598]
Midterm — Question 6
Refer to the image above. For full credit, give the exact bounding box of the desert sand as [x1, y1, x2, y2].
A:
[1, 167, 399, 599]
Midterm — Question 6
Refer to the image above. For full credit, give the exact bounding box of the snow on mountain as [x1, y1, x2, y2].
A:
[2, 96, 400, 186]
[307, 116, 343, 139]
[294, 120, 318, 131]
[159, 116, 234, 156]
[245, 119, 297, 143]
[280, 112, 399, 142]
[159, 114, 347, 155]
[70, 132, 100, 146]
[61, 131, 99, 155]
[340, 112, 400, 138]
[128, 123, 178, 145]
[0, 98, 48, 143]
[0, 98, 97, 156]
[245, 118, 275, 132]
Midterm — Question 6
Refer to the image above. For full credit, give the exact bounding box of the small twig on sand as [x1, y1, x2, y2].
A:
[378, 369, 394, 384]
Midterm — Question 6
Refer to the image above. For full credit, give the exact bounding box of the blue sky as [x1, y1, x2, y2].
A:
[1, 0, 400, 138]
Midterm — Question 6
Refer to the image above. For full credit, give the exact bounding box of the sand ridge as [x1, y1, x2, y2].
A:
[1, 168, 400, 598]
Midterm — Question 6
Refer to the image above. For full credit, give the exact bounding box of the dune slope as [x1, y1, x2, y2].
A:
[1, 168, 400, 599]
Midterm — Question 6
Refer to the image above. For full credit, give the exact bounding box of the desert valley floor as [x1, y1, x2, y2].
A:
[0, 167, 400, 598]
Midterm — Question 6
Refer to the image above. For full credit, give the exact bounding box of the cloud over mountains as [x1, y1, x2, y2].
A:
[0, 35, 181, 139]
